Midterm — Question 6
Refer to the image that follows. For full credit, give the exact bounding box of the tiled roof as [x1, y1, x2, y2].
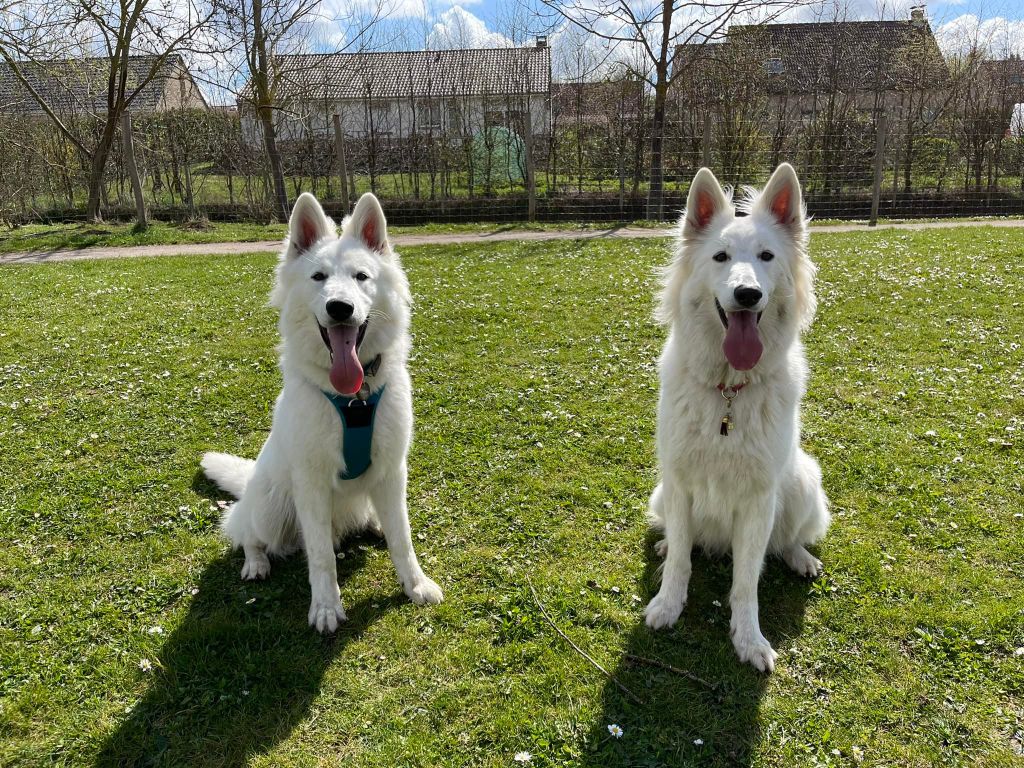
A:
[552, 80, 644, 122]
[0, 54, 201, 115]
[674, 20, 948, 95]
[264, 46, 551, 103]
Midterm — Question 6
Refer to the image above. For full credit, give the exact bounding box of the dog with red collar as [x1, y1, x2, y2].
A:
[645, 164, 830, 672]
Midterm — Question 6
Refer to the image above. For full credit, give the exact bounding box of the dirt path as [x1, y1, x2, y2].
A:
[2, 218, 1023, 265]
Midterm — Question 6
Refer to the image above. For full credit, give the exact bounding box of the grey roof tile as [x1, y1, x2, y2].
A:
[261, 46, 551, 103]
[0, 54, 199, 114]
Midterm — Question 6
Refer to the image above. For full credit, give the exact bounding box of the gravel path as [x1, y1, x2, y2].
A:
[2, 218, 1022, 265]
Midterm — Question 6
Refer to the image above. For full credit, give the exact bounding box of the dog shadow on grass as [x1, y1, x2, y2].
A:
[584, 532, 814, 767]
[93, 474, 397, 768]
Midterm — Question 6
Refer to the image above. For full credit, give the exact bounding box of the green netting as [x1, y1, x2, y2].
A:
[470, 126, 525, 188]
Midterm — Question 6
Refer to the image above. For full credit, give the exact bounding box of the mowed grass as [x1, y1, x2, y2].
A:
[0, 229, 1022, 767]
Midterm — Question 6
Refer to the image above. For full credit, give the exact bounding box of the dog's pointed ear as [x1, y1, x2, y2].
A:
[287, 193, 332, 258]
[683, 168, 728, 238]
[757, 163, 805, 235]
[344, 193, 389, 253]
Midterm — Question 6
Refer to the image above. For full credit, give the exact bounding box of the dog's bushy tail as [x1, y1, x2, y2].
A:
[201, 452, 255, 498]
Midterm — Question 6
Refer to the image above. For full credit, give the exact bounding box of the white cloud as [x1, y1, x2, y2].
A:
[934, 14, 1024, 56]
[427, 6, 512, 49]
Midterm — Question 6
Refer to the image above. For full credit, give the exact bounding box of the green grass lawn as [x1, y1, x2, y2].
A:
[0, 229, 1021, 767]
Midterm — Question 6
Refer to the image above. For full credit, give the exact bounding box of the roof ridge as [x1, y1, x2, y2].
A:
[274, 45, 549, 61]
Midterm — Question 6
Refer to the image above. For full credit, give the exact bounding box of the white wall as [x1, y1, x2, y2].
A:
[242, 94, 549, 145]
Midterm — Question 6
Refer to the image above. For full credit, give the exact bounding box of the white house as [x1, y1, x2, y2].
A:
[242, 41, 552, 144]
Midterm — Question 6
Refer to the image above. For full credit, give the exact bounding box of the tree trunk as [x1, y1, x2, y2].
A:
[647, 78, 668, 220]
[258, 105, 288, 219]
[121, 111, 148, 230]
[86, 117, 120, 222]
[524, 107, 536, 222]
[252, 0, 289, 220]
[646, 0, 673, 221]
[333, 113, 351, 212]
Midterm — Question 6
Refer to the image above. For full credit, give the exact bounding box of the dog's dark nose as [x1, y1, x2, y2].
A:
[326, 300, 354, 321]
[734, 287, 762, 308]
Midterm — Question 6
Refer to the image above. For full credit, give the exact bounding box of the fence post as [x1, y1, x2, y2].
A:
[870, 114, 888, 227]
[121, 110, 148, 230]
[701, 111, 713, 168]
[332, 113, 350, 212]
[524, 107, 536, 222]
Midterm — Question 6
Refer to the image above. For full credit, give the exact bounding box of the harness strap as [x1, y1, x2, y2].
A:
[321, 384, 387, 480]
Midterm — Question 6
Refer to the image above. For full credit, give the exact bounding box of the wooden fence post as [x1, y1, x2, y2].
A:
[333, 113, 350, 212]
[870, 114, 888, 227]
[701, 111, 713, 168]
[121, 110, 148, 230]
[524, 106, 536, 222]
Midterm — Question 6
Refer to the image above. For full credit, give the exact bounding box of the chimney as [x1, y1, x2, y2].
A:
[910, 6, 926, 26]
[536, 35, 547, 48]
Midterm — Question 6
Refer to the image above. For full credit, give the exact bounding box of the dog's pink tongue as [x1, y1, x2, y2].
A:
[327, 324, 363, 395]
[723, 311, 763, 371]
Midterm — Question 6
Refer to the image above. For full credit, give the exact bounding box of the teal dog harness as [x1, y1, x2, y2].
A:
[322, 384, 386, 480]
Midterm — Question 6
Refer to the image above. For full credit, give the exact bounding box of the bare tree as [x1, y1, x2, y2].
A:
[533, 0, 804, 219]
[214, 0, 388, 220]
[0, 0, 215, 222]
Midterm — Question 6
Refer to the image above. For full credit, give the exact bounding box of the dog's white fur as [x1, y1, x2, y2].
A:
[644, 163, 829, 672]
[202, 192, 442, 633]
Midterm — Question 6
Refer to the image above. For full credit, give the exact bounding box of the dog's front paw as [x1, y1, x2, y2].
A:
[644, 592, 684, 630]
[783, 545, 823, 578]
[731, 627, 777, 672]
[308, 594, 347, 634]
[653, 538, 668, 558]
[406, 575, 444, 605]
[240, 552, 270, 580]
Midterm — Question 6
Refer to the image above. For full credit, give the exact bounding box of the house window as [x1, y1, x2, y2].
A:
[766, 58, 784, 75]
[419, 100, 442, 130]
[370, 101, 389, 124]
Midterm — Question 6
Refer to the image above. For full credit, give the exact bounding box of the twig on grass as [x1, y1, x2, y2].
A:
[624, 653, 718, 691]
[526, 576, 643, 705]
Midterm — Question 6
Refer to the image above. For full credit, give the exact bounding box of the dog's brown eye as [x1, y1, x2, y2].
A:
[355, 272, 370, 282]
[759, 251, 774, 262]
[713, 252, 728, 263]
[311, 271, 327, 281]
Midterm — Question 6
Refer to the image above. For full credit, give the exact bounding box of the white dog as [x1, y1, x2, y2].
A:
[644, 163, 829, 672]
[202, 192, 443, 633]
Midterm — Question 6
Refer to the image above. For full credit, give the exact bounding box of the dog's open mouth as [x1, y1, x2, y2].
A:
[714, 298, 763, 371]
[318, 320, 368, 395]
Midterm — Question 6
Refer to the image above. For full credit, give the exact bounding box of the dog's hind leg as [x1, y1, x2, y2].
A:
[647, 482, 669, 558]
[223, 497, 272, 581]
[645, 479, 692, 630]
[778, 449, 829, 578]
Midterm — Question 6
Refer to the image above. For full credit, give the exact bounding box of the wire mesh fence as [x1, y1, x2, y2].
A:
[2, 96, 1023, 225]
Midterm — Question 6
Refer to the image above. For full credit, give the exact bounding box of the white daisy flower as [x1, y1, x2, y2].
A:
[607, 723, 624, 738]
[138, 658, 153, 672]
[513, 751, 532, 763]
[693, 738, 704, 746]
